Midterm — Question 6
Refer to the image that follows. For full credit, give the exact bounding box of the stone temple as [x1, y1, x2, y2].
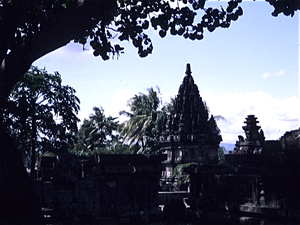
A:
[232, 115, 265, 154]
[159, 64, 222, 183]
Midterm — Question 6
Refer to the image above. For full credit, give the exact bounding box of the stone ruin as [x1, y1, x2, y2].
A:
[185, 115, 300, 224]
[159, 64, 222, 189]
[34, 154, 166, 224]
[32, 64, 299, 224]
[232, 115, 265, 155]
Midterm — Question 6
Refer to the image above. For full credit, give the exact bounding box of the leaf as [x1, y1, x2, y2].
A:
[159, 29, 167, 38]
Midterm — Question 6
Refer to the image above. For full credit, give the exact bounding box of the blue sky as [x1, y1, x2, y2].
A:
[33, 1, 299, 144]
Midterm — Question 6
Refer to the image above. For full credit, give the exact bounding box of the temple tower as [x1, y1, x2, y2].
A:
[233, 115, 265, 154]
[159, 64, 222, 181]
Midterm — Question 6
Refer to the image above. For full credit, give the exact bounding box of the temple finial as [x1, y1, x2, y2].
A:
[186, 63, 191, 76]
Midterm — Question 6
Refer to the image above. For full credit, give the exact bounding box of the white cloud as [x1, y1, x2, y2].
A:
[262, 72, 271, 79]
[77, 89, 138, 125]
[104, 89, 138, 122]
[92, 89, 300, 145]
[201, 91, 299, 143]
[262, 69, 286, 79]
[104, 89, 177, 123]
[276, 69, 285, 76]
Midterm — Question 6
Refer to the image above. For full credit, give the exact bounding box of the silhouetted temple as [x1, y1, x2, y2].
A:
[159, 64, 222, 182]
[232, 115, 265, 154]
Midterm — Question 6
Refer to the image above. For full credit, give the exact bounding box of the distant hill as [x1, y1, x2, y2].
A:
[220, 143, 235, 152]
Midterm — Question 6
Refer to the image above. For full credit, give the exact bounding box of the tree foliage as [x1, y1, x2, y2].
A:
[1, 0, 299, 111]
[119, 87, 167, 154]
[73, 106, 129, 155]
[265, 0, 300, 17]
[0, 0, 248, 109]
[2, 66, 80, 176]
[172, 162, 198, 190]
[218, 146, 226, 165]
[0, 1, 299, 223]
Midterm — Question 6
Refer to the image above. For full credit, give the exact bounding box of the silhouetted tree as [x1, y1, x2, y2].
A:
[1, 1, 298, 109]
[0, 1, 298, 223]
[3, 66, 80, 180]
[73, 106, 127, 155]
[119, 87, 162, 153]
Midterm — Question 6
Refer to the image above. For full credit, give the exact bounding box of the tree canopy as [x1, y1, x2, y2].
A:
[119, 87, 169, 154]
[73, 106, 129, 155]
[1, 0, 298, 110]
[73, 88, 171, 155]
[3, 66, 80, 178]
[0, 1, 299, 223]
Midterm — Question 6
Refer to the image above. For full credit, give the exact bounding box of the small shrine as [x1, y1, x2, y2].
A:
[232, 115, 265, 154]
[159, 64, 222, 182]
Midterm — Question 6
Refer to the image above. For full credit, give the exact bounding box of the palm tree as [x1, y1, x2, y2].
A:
[87, 107, 118, 150]
[74, 106, 119, 154]
[119, 87, 161, 154]
[203, 100, 226, 122]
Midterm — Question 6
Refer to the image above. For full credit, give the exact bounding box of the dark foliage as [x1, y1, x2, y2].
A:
[2, 66, 80, 178]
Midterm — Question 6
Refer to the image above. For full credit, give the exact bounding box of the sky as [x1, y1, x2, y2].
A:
[33, 1, 299, 145]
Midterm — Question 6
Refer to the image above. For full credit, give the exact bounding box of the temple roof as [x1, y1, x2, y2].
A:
[242, 115, 261, 132]
[173, 64, 206, 117]
[160, 64, 222, 146]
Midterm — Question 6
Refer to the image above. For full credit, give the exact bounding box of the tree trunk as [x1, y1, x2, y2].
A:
[0, 126, 43, 224]
[31, 112, 37, 181]
[0, 2, 115, 223]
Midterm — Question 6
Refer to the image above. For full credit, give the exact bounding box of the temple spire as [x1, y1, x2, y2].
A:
[186, 63, 191, 76]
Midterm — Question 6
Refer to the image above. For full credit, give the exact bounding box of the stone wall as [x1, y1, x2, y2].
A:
[34, 154, 166, 224]
[185, 130, 300, 224]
